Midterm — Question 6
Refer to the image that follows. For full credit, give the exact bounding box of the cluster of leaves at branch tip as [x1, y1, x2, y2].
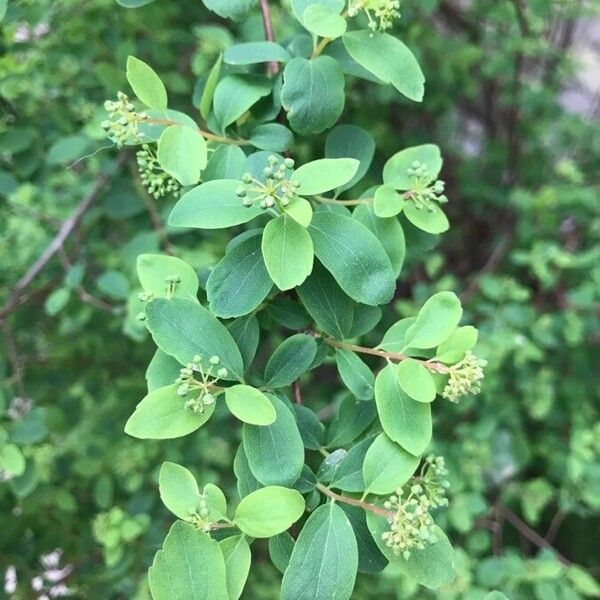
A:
[175, 355, 227, 414]
[101, 92, 147, 147]
[382, 455, 450, 559]
[237, 155, 298, 209]
[137, 145, 180, 199]
[348, 0, 402, 32]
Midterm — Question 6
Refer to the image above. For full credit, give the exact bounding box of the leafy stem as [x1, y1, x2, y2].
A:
[145, 117, 251, 146]
[316, 482, 393, 519]
[323, 338, 449, 374]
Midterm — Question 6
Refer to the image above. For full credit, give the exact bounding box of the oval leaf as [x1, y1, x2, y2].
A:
[225, 384, 276, 425]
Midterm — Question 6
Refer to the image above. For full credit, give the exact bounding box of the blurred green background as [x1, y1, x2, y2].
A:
[0, 0, 599, 598]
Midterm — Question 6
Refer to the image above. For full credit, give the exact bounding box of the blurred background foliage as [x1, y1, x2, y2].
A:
[0, 0, 599, 598]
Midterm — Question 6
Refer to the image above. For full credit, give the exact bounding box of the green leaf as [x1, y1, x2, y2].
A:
[285, 196, 313, 227]
[297, 262, 353, 339]
[234, 486, 305, 538]
[262, 215, 314, 291]
[144, 297, 244, 380]
[243, 395, 305, 486]
[374, 184, 403, 218]
[116, 0, 157, 6]
[125, 384, 216, 439]
[264, 333, 318, 387]
[207, 232, 272, 318]
[342, 31, 425, 102]
[269, 532, 295, 573]
[353, 203, 406, 277]
[339, 504, 388, 575]
[137, 254, 199, 300]
[435, 326, 478, 364]
[225, 385, 276, 425]
[157, 125, 207, 186]
[219, 535, 251, 600]
[335, 349, 374, 400]
[146, 350, 181, 392]
[234, 444, 262, 498]
[281, 56, 345, 135]
[403, 203, 449, 234]
[213, 75, 271, 130]
[293, 404, 326, 450]
[327, 395, 377, 446]
[403, 292, 463, 350]
[249, 123, 293, 152]
[97, 270, 129, 299]
[303, 4, 347, 38]
[378, 317, 416, 353]
[0, 444, 26, 477]
[363, 433, 419, 495]
[169, 180, 263, 229]
[44, 288, 71, 316]
[148, 521, 228, 600]
[200, 54, 222, 121]
[396, 359, 437, 403]
[224, 42, 292, 65]
[159, 462, 201, 520]
[228, 314, 260, 371]
[281, 502, 358, 600]
[374, 365, 431, 456]
[126, 56, 167, 111]
[325, 125, 375, 192]
[309, 212, 395, 306]
[366, 515, 455, 589]
[330, 436, 374, 492]
[291, 0, 344, 24]
[203, 483, 228, 521]
[292, 158, 359, 196]
[203, 145, 246, 180]
[202, 0, 252, 20]
[383, 144, 442, 190]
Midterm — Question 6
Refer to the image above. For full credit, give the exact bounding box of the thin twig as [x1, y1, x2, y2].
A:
[1, 322, 27, 398]
[259, 0, 279, 76]
[0, 154, 127, 321]
[316, 483, 393, 519]
[292, 379, 302, 404]
[544, 509, 567, 545]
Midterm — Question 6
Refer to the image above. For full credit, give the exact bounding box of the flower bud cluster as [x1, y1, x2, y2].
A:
[101, 92, 148, 147]
[136, 145, 180, 199]
[187, 496, 212, 531]
[442, 350, 487, 403]
[348, 0, 401, 32]
[175, 355, 227, 414]
[237, 155, 299, 210]
[405, 160, 448, 211]
[382, 455, 449, 560]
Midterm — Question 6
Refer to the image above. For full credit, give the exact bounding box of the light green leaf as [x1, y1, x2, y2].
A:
[249, 123, 293, 152]
[335, 349, 374, 400]
[403, 203, 449, 234]
[225, 384, 276, 426]
[169, 180, 263, 229]
[396, 358, 437, 403]
[281, 56, 345, 135]
[203, 483, 228, 521]
[292, 158, 359, 196]
[146, 349, 182, 391]
[144, 297, 244, 380]
[403, 292, 463, 350]
[363, 433, 419, 495]
[342, 31, 425, 102]
[234, 486, 305, 538]
[148, 521, 228, 600]
[309, 212, 395, 306]
[159, 462, 201, 521]
[374, 365, 432, 456]
[366, 515, 455, 589]
[291, 0, 344, 25]
[0, 444, 26, 477]
[243, 395, 305, 486]
[157, 125, 207, 186]
[303, 4, 347, 39]
[264, 333, 318, 387]
[203, 145, 246, 181]
[224, 42, 292, 65]
[44, 288, 71, 316]
[219, 535, 251, 600]
[213, 75, 271, 130]
[126, 56, 167, 111]
[378, 317, 416, 353]
[262, 215, 314, 291]
[137, 254, 199, 300]
[281, 502, 358, 600]
[325, 125, 375, 192]
[285, 196, 313, 227]
[383, 144, 442, 190]
[202, 0, 253, 20]
[207, 232, 272, 318]
[435, 326, 478, 364]
[200, 53, 222, 121]
[125, 384, 216, 439]
[374, 184, 403, 218]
